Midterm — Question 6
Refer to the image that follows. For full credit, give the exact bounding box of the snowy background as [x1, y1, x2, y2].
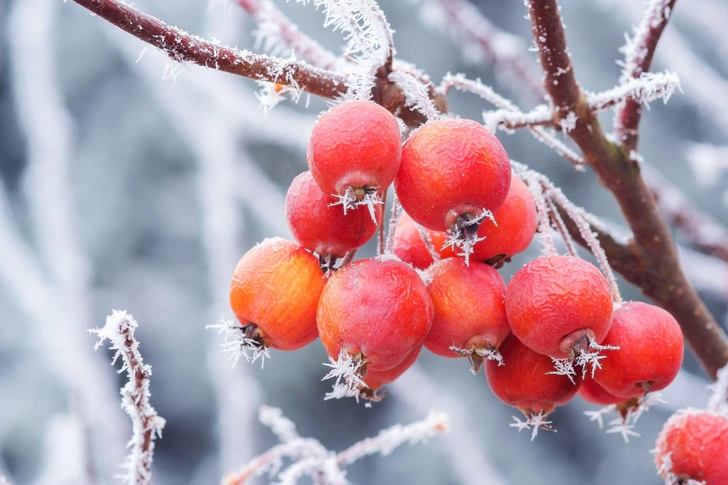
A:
[0, 0, 727, 484]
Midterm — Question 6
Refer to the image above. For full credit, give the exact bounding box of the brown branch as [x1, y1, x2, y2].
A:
[527, 0, 728, 379]
[71, 0, 347, 99]
[615, 0, 678, 153]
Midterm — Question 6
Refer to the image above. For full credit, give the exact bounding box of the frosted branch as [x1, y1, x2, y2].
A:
[70, 0, 347, 99]
[545, 197, 579, 257]
[384, 194, 401, 254]
[416, 224, 441, 262]
[413, 0, 543, 98]
[235, 0, 341, 69]
[483, 105, 553, 132]
[614, 0, 677, 151]
[586, 72, 681, 114]
[336, 411, 449, 465]
[707, 364, 728, 416]
[90, 311, 166, 485]
[389, 67, 441, 120]
[222, 407, 447, 484]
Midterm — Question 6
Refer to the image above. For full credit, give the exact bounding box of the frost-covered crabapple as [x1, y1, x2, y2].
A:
[317, 256, 434, 373]
[486, 334, 582, 418]
[285, 171, 381, 258]
[593, 302, 683, 398]
[391, 212, 448, 270]
[307, 100, 401, 210]
[505, 255, 614, 359]
[654, 409, 728, 485]
[467, 177, 537, 262]
[424, 258, 510, 372]
[395, 119, 511, 233]
[359, 345, 421, 402]
[229, 238, 325, 351]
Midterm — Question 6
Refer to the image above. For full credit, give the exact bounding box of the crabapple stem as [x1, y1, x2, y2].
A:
[385, 193, 401, 254]
[378, 189, 388, 256]
[416, 224, 441, 262]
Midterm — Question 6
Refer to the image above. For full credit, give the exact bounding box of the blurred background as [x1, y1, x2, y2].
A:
[0, 0, 727, 483]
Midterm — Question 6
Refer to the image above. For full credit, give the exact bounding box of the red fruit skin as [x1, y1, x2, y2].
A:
[655, 410, 728, 485]
[230, 238, 325, 351]
[579, 377, 626, 406]
[593, 302, 684, 398]
[285, 172, 381, 258]
[391, 212, 448, 270]
[317, 257, 434, 371]
[307, 101, 401, 196]
[485, 334, 582, 414]
[395, 119, 511, 232]
[469, 177, 537, 261]
[424, 258, 510, 357]
[363, 345, 421, 390]
[505, 255, 614, 359]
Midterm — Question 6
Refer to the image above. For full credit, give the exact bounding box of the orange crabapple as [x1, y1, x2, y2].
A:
[391, 212, 449, 270]
[285, 171, 381, 260]
[424, 258, 510, 372]
[229, 238, 325, 351]
[394, 119, 511, 258]
[485, 334, 583, 439]
[317, 256, 434, 380]
[505, 255, 614, 365]
[307, 100, 401, 219]
[593, 302, 684, 399]
[654, 409, 728, 485]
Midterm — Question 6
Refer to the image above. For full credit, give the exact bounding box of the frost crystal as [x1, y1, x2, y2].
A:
[585, 392, 665, 442]
[509, 412, 554, 441]
[206, 318, 271, 368]
[441, 210, 495, 266]
[322, 350, 368, 399]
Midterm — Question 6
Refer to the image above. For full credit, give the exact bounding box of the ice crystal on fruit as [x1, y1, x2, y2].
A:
[206, 318, 271, 369]
[322, 350, 367, 400]
[509, 412, 553, 441]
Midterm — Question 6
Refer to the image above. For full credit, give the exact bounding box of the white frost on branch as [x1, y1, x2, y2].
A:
[483, 104, 552, 133]
[586, 71, 681, 114]
[89, 311, 166, 485]
[222, 407, 448, 485]
[389, 62, 441, 120]
[617, 0, 672, 84]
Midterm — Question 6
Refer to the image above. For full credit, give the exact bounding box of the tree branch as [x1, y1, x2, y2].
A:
[526, 0, 728, 379]
[70, 0, 347, 99]
[615, 0, 677, 153]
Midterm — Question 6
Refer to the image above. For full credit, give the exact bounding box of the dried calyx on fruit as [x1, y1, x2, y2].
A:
[286, 171, 380, 262]
[485, 334, 582, 440]
[307, 100, 401, 221]
[317, 256, 434, 399]
[228, 238, 326, 356]
[394, 119, 511, 264]
[506, 255, 616, 379]
[425, 258, 510, 373]
[357, 346, 422, 402]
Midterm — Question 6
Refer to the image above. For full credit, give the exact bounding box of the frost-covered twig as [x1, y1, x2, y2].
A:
[586, 72, 681, 114]
[707, 364, 728, 416]
[222, 407, 448, 485]
[90, 311, 166, 485]
[413, 0, 543, 99]
[389, 66, 441, 120]
[482, 105, 552, 132]
[384, 193, 401, 254]
[70, 0, 347, 99]
[235, 0, 341, 69]
[614, 0, 677, 152]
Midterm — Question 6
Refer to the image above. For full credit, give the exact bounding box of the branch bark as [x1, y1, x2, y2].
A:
[71, 0, 347, 99]
[527, 0, 728, 379]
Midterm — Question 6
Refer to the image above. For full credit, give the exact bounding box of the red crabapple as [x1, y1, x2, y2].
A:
[485, 334, 582, 439]
[505, 255, 614, 367]
[593, 302, 683, 399]
[359, 345, 422, 402]
[307, 100, 401, 219]
[394, 119, 511, 260]
[285, 171, 381, 259]
[391, 212, 448, 270]
[467, 177, 537, 263]
[317, 256, 433, 391]
[424, 258, 510, 372]
[229, 238, 325, 352]
[579, 377, 626, 406]
[654, 409, 728, 485]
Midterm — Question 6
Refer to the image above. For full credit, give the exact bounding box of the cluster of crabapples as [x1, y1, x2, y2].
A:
[228, 100, 686, 432]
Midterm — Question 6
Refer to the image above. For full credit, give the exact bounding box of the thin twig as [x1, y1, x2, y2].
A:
[90, 311, 166, 485]
[385, 193, 401, 254]
[70, 0, 347, 99]
[614, 0, 678, 153]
